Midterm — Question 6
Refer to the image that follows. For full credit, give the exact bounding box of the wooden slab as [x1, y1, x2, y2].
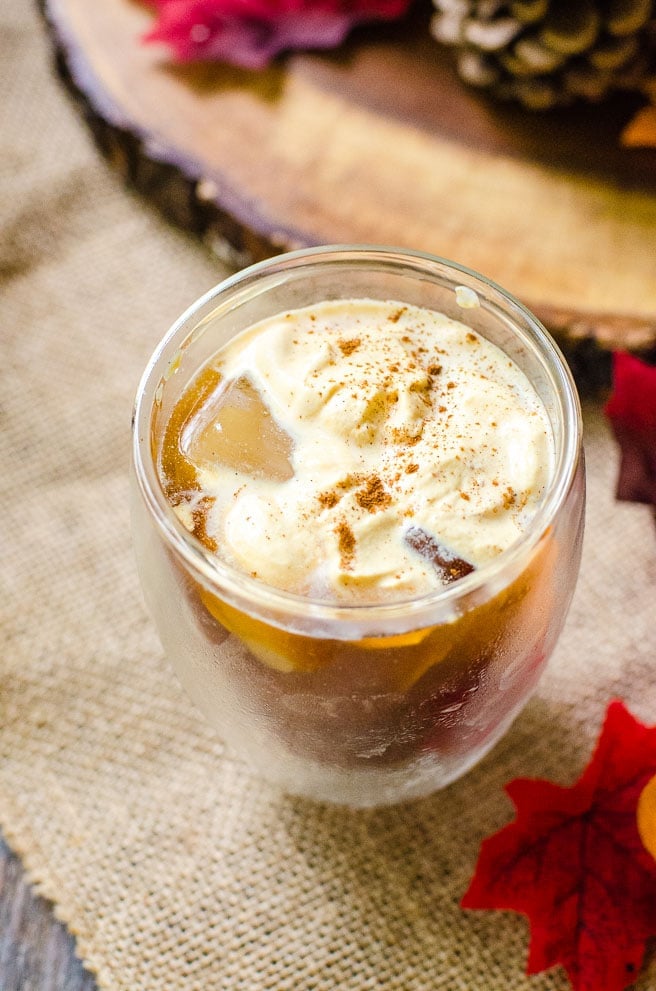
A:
[41, 0, 656, 389]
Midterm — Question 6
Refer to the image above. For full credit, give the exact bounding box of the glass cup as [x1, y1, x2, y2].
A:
[131, 246, 585, 807]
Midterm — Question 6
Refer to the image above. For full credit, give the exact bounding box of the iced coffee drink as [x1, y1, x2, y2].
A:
[132, 248, 584, 806]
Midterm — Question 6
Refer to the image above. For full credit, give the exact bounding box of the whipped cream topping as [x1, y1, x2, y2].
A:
[174, 299, 553, 602]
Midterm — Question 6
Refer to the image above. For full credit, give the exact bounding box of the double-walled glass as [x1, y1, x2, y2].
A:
[131, 247, 585, 807]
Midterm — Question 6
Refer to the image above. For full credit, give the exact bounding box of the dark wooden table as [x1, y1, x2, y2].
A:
[0, 837, 96, 990]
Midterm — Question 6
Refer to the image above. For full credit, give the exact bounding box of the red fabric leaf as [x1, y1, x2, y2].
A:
[143, 0, 412, 68]
[604, 351, 656, 508]
[461, 701, 656, 991]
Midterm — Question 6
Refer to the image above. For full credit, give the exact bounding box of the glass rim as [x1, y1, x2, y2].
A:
[131, 245, 583, 632]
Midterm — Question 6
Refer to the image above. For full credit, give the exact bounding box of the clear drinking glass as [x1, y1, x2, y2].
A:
[131, 246, 585, 807]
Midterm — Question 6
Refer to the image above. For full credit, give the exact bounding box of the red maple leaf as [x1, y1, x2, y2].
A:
[461, 701, 656, 991]
[604, 352, 656, 510]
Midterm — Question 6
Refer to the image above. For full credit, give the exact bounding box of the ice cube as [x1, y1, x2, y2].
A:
[185, 375, 294, 482]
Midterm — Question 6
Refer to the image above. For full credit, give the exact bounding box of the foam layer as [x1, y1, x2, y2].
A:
[168, 299, 553, 602]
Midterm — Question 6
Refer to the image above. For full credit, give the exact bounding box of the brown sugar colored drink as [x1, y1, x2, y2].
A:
[131, 248, 585, 807]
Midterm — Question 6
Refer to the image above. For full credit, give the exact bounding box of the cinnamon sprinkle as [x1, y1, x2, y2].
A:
[355, 475, 391, 512]
[391, 426, 422, 445]
[389, 308, 407, 323]
[318, 490, 340, 509]
[409, 376, 431, 394]
[335, 521, 356, 569]
[337, 472, 366, 491]
[337, 337, 361, 356]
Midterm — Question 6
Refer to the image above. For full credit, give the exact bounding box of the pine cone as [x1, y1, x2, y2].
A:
[432, 0, 656, 110]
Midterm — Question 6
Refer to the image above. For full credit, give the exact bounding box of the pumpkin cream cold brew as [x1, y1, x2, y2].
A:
[155, 298, 559, 782]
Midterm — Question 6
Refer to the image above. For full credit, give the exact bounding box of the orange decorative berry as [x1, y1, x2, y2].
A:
[637, 773, 656, 863]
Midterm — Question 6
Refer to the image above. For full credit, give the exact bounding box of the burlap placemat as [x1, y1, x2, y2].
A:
[2, 4, 655, 989]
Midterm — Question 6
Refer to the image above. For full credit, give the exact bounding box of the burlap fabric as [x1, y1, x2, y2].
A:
[2, 4, 655, 989]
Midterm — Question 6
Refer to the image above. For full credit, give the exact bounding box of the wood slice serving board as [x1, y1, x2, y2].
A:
[41, 0, 656, 388]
